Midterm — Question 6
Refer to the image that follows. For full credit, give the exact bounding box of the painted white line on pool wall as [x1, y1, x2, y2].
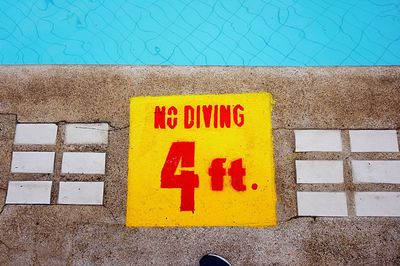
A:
[355, 192, 400, 217]
[14, 123, 58, 145]
[297, 192, 348, 216]
[65, 123, 109, 145]
[61, 152, 106, 174]
[11, 152, 55, 173]
[352, 160, 400, 184]
[349, 130, 399, 152]
[6, 181, 52, 204]
[296, 160, 344, 184]
[58, 182, 104, 205]
[295, 130, 342, 152]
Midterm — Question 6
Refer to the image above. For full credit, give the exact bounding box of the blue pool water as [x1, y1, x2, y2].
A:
[1, 0, 400, 65]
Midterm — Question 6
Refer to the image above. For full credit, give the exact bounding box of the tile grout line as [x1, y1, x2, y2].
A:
[397, 129, 400, 152]
[342, 129, 355, 217]
[1, 117, 16, 205]
[51, 122, 65, 205]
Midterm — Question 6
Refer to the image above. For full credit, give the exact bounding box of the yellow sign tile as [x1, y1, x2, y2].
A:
[126, 92, 276, 227]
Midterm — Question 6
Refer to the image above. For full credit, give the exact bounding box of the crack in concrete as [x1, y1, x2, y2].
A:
[0, 238, 12, 251]
[0, 113, 18, 117]
[109, 124, 129, 131]
[103, 205, 119, 224]
[0, 240, 29, 253]
[0, 204, 5, 216]
[274, 127, 400, 130]
[286, 215, 316, 222]
[0, 116, 128, 132]
[75, 126, 108, 131]
[0, 239, 11, 251]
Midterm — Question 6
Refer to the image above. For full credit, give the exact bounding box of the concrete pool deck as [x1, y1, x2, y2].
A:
[0, 66, 399, 265]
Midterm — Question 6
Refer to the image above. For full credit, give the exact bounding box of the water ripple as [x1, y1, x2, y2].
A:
[0, 0, 399, 65]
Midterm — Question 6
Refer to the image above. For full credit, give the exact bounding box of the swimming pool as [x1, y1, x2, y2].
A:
[1, 0, 399, 65]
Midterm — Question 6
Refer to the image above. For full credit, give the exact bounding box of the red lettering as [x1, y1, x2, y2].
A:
[184, 105, 194, 129]
[219, 105, 231, 128]
[155, 104, 245, 129]
[167, 106, 178, 129]
[154, 106, 166, 129]
[196, 105, 201, 128]
[208, 158, 226, 191]
[213, 105, 218, 128]
[161, 142, 199, 212]
[202, 105, 212, 128]
[233, 105, 244, 127]
[228, 159, 246, 191]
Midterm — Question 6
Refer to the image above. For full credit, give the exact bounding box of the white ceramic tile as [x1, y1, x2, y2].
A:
[61, 152, 106, 174]
[295, 130, 342, 152]
[349, 130, 399, 152]
[11, 152, 55, 173]
[352, 160, 400, 184]
[297, 192, 348, 216]
[58, 182, 104, 205]
[355, 192, 400, 216]
[296, 160, 344, 183]
[6, 181, 52, 204]
[65, 123, 109, 144]
[14, 123, 58, 145]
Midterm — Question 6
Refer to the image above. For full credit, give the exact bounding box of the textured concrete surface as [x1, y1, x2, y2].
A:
[0, 66, 399, 265]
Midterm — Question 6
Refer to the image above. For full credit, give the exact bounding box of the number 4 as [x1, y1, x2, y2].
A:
[161, 142, 199, 212]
